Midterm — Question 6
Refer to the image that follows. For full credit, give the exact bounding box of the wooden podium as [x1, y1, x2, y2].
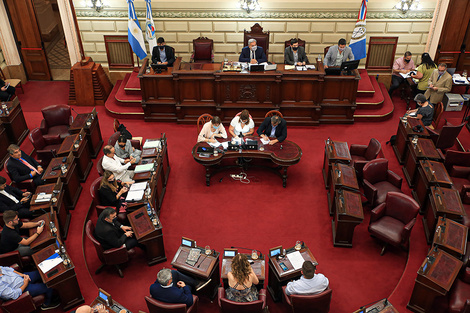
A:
[392, 117, 429, 164]
[332, 189, 364, 247]
[69, 108, 103, 158]
[322, 140, 351, 189]
[58, 129, 92, 182]
[407, 249, 462, 313]
[0, 97, 29, 145]
[432, 217, 468, 259]
[328, 163, 359, 216]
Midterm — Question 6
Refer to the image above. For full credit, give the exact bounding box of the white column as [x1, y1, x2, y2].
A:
[0, 1, 21, 66]
[57, 0, 82, 65]
[425, 0, 450, 58]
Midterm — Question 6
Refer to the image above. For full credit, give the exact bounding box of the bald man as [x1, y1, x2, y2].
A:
[73, 304, 107, 313]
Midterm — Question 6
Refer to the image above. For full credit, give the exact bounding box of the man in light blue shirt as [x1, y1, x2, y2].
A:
[0, 266, 59, 310]
[285, 261, 329, 295]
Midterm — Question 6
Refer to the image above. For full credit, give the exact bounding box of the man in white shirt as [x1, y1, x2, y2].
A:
[285, 261, 329, 295]
[101, 145, 135, 183]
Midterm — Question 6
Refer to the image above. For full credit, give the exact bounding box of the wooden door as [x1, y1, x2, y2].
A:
[456, 23, 470, 71]
[4, 0, 51, 80]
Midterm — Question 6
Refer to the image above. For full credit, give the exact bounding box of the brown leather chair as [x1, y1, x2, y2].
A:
[90, 176, 108, 218]
[363, 158, 403, 207]
[197, 113, 213, 134]
[40, 104, 73, 140]
[461, 192, 470, 229]
[284, 38, 306, 48]
[430, 101, 444, 130]
[4, 158, 36, 193]
[28, 127, 62, 167]
[282, 286, 332, 313]
[444, 150, 470, 196]
[85, 220, 133, 278]
[97, 156, 104, 176]
[191, 37, 214, 63]
[218, 287, 267, 313]
[145, 295, 199, 313]
[368, 192, 419, 255]
[108, 131, 141, 150]
[244, 23, 270, 58]
[265, 110, 283, 118]
[0, 230, 32, 267]
[448, 266, 470, 313]
[350, 138, 382, 180]
[426, 121, 465, 151]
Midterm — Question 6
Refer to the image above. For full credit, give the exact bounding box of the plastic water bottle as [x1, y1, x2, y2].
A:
[146, 202, 152, 217]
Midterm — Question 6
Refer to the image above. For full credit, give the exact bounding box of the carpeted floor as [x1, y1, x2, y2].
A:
[4, 81, 468, 313]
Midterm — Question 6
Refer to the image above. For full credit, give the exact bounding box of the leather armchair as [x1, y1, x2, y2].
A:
[28, 127, 62, 167]
[90, 177, 108, 218]
[461, 191, 470, 229]
[426, 122, 465, 151]
[448, 267, 470, 313]
[444, 150, 470, 196]
[85, 220, 133, 278]
[0, 291, 45, 313]
[191, 37, 214, 63]
[282, 286, 332, 313]
[97, 156, 104, 176]
[145, 295, 198, 313]
[40, 104, 73, 140]
[363, 158, 403, 207]
[244, 23, 270, 58]
[368, 192, 419, 255]
[350, 138, 382, 180]
[4, 158, 35, 193]
[108, 131, 141, 150]
[218, 287, 266, 313]
[0, 250, 31, 268]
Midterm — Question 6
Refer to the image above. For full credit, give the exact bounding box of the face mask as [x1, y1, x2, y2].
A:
[292, 46, 298, 51]
[438, 71, 445, 75]
[159, 45, 165, 50]
[108, 178, 115, 182]
[250, 45, 257, 52]
[405, 59, 411, 63]
[338, 47, 345, 51]
[212, 125, 219, 129]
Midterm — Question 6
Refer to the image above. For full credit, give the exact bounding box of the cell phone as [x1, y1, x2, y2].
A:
[40, 220, 45, 227]
[62, 157, 67, 163]
[279, 262, 288, 271]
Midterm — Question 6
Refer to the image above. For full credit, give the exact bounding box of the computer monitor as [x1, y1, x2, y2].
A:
[224, 248, 238, 258]
[151, 63, 168, 73]
[249, 64, 265, 72]
[181, 237, 195, 248]
[269, 246, 282, 258]
[98, 288, 113, 305]
[325, 67, 341, 76]
[340, 59, 360, 75]
[447, 67, 456, 75]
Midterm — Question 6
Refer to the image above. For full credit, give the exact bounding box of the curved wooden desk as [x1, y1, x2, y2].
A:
[192, 137, 302, 187]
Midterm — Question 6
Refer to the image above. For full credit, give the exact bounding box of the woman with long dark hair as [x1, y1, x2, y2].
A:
[411, 52, 437, 95]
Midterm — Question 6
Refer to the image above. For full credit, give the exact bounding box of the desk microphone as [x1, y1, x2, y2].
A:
[71, 107, 80, 117]
[197, 251, 211, 268]
[50, 149, 57, 158]
[230, 246, 263, 258]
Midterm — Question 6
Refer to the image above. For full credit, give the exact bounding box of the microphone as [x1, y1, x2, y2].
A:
[50, 149, 57, 158]
[197, 251, 211, 268]
[70, 107, 80, 116]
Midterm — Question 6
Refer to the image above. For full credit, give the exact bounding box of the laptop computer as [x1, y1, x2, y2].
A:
[249, 64, 265, 72]
[325, 67, 341, 75]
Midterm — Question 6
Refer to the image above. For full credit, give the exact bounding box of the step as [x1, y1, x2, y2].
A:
[357, 69, 375, 97]
[105, 80, 144, 119]
[354, 82, 394, 122]
[115, 73, 142, 104]
[356, 76, 384, 107]
[124, 69, 141, 92]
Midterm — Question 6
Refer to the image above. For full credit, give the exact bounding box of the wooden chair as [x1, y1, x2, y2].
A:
[265, 110, 283, 118]
[324, 46, 331, 57]
[244, 23, 270, 58]
[114, 119, 142, 145]
[145, 295, 199, 313]
[197, 113, 213, 134]
[284, 38, 306, 48]
[218, 287, 267, 313]
[0, 67, 23, 94]
[282, 286, 332, 313]
[429, 101, 444, 130]
[191, 37, 214, 63]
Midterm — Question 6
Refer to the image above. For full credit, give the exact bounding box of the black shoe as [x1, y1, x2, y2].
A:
[41, 300, 60, 311]
[195, 278, 212, 291]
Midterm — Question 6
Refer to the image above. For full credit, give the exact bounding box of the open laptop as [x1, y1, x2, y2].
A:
[325, 67, 341, 75]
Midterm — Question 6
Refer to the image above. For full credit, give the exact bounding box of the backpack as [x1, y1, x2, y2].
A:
[386, 135, 397, 145]
[117, 124, 132, 140]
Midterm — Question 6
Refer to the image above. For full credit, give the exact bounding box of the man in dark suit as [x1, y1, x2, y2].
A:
[151, 37, 176, 67]
[94, 207, 138, 251]
[257, 115, 287, 145]
[0, 176, 33, 219]
[239, 38, 267, 64]
[285, 38, 309, 65]
[6, 144, 44, 186]
[0, 79, 15, 102]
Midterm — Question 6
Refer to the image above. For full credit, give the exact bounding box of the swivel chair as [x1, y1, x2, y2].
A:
[282, 286, 332, 313]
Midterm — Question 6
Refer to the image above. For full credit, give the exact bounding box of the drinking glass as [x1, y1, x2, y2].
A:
[251, 250, 258, 260]
[295, 241, 302, 250]
[205, 245, 211, 255]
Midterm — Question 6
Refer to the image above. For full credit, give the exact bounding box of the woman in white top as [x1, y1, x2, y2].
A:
[197, 116, 227, 143]
[228, 110, 255, 138]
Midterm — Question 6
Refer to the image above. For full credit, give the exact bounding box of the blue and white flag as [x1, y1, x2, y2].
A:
[127, 0, 147, 60]
[349, 0, 368, 60]
[145, 0, 157, 53]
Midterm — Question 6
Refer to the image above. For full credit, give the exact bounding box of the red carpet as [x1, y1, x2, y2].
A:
[4, 81, 469, 313]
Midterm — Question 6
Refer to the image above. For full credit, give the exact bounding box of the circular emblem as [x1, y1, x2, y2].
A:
[146, 22, 156, 40]
[352, 26, 366, 40]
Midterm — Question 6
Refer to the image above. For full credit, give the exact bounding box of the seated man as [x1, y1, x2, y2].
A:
[424, 63, 453, 105]
[151, 37, 176, 67]
[94, 207, 139, 251]
[0, 79, 15, 102]
[72, 304, 107, 313]
[388, 51, 415, 97]
[150, 268, 210, 307]
[6, 144, 44, 186]
[102, 145, 135, 183]
[0, 210, 44, 256]
[114, 135, 142, 164]
[406, 94, 434, 126]
[285, 261, 329, 295]
[323, 38, 354, 69]
[239, 39, 267, 64]
[0, 176, 33, 219]
[257, 115, 287, 145]
[285, 39, 309, 66]
[0, 265, 59, 310]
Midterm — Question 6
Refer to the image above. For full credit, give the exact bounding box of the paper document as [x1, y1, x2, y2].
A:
[221, 142, 229, 149]
[35, 194, 52, 203]
[208, 141, 221, 148]
[305, 65, 316, 70]
[260, 138, 270, 145]
[453, 74, 469, 84]
[264, 64, 277, 71]
[399, 72, 413, 79]
[231, 138, 242, 145]
[125, 190, 144, 201]
[285, 65, 295, 70]
[38, 253, 62, 273]
[286, 251, 305, 270]
[408, 112, 417, 117]
[129, 182, 148, 191]
[296, 66, 307, 71]
[143, 139, 161, 149]
[134, 163, 154, 173]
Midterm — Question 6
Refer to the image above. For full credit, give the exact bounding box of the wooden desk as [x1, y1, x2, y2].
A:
[407, 249, 462, 313]
[0, 97, 29, 145]
[127, 206, 166, 265]
[392, 118, 429, 164]
[32, 244, 84, 311]
[328, 163, 359, 216]
[192, 138, 302, 187]
[355, 298, 399, 313]
[221, 253, 265, 288]
[90, 297, 131, 313]
[267, 246, 317, 302]
[322, 140, 351, 189]
[30, 181, 69, 239]
[69, 109, 103, 158]
[171, 245, 220, 299]
[332, 189, 364, 247]
[402, 138, 443, 188]
[423, 186, 466, 244]
[28, 211, 61, 251]
[58, 130, 92, 182]
[412, 160, 453, 210]
[43, 155, 82, 210]
[433, 217, 468, 259]
[0, 122, 9, 169]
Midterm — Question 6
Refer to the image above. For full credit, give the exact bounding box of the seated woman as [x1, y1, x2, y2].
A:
[228, 110, 255, 138]
[98, 171, 129, 221]
[197, 116, 227, 143]
[226, 254, 259, 302]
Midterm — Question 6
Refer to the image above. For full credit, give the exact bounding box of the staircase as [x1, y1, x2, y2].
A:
[105, 69, 144, 119]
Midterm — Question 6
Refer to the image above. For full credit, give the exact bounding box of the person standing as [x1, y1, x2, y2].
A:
[323, 38, 354, 68]
[411, 53, 437, 96]
[424, 63, 453, 105]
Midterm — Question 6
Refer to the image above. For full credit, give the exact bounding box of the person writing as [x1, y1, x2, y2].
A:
[0, 210, 44, 256]
[239, 39, 267, 64]
[197, 116, 228, 143]
[285, 39, 309, 66]
[229, 110, 255, 138]
[285, 261, 329, 295]
[323, 38, 354, 69]
[225, 254, 259, 302]
[424, 63, 452, 105]
[406, 94, 434, 127]
[257, 115, 287, 145]
[151, 37, 176, 67]
[388, 51, 415, 97]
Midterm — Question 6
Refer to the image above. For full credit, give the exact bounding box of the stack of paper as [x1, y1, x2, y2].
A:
[306, 65, 316, 70]
[143, 139, 161, 149]
[35, 193, 52, 203]
[296, 66, 307, 71]
[286, 251, 305, 270]
[125, 190, 144, 201]
[38, 253, 62, 273]
[129, 181, 148, 192]
[134, 163, 154, 173]
[453, 74, 469, 84]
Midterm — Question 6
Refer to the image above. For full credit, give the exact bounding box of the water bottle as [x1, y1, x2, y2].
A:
[146, 202, 152, 217]
[317, 54, 322, 62]
[61, 164, 66, 174]
[79, 134, 82, 141]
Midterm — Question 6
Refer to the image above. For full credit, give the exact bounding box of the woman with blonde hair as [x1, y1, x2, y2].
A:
[226, 254, 259, 302]
[98, 170, 129, 218]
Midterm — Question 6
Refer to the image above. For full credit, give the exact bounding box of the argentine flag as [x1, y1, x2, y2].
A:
[145, 0, 157, 53]
[349, 0, 368, 60]
[127, 0, 147, 60]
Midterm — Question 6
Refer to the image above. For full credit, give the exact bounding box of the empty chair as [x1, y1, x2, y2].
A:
[28, 127, 62, 167]
[427, 121, 465, 151]
[349, 138, 382, 180]
[443, 150, 470, 195]
[218, 287, 267, 313]
[363, 158, 403, 207]
[282, 286, 332, 313]
[197, 113, 213, 134]
[40, 104, 73, 140]
[191, 37, 214, 63]
[447, 266, 470, 313]
[145, 295, 199, 313]
[461, 192, 470, 229]
[368, 192, 419, 255]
